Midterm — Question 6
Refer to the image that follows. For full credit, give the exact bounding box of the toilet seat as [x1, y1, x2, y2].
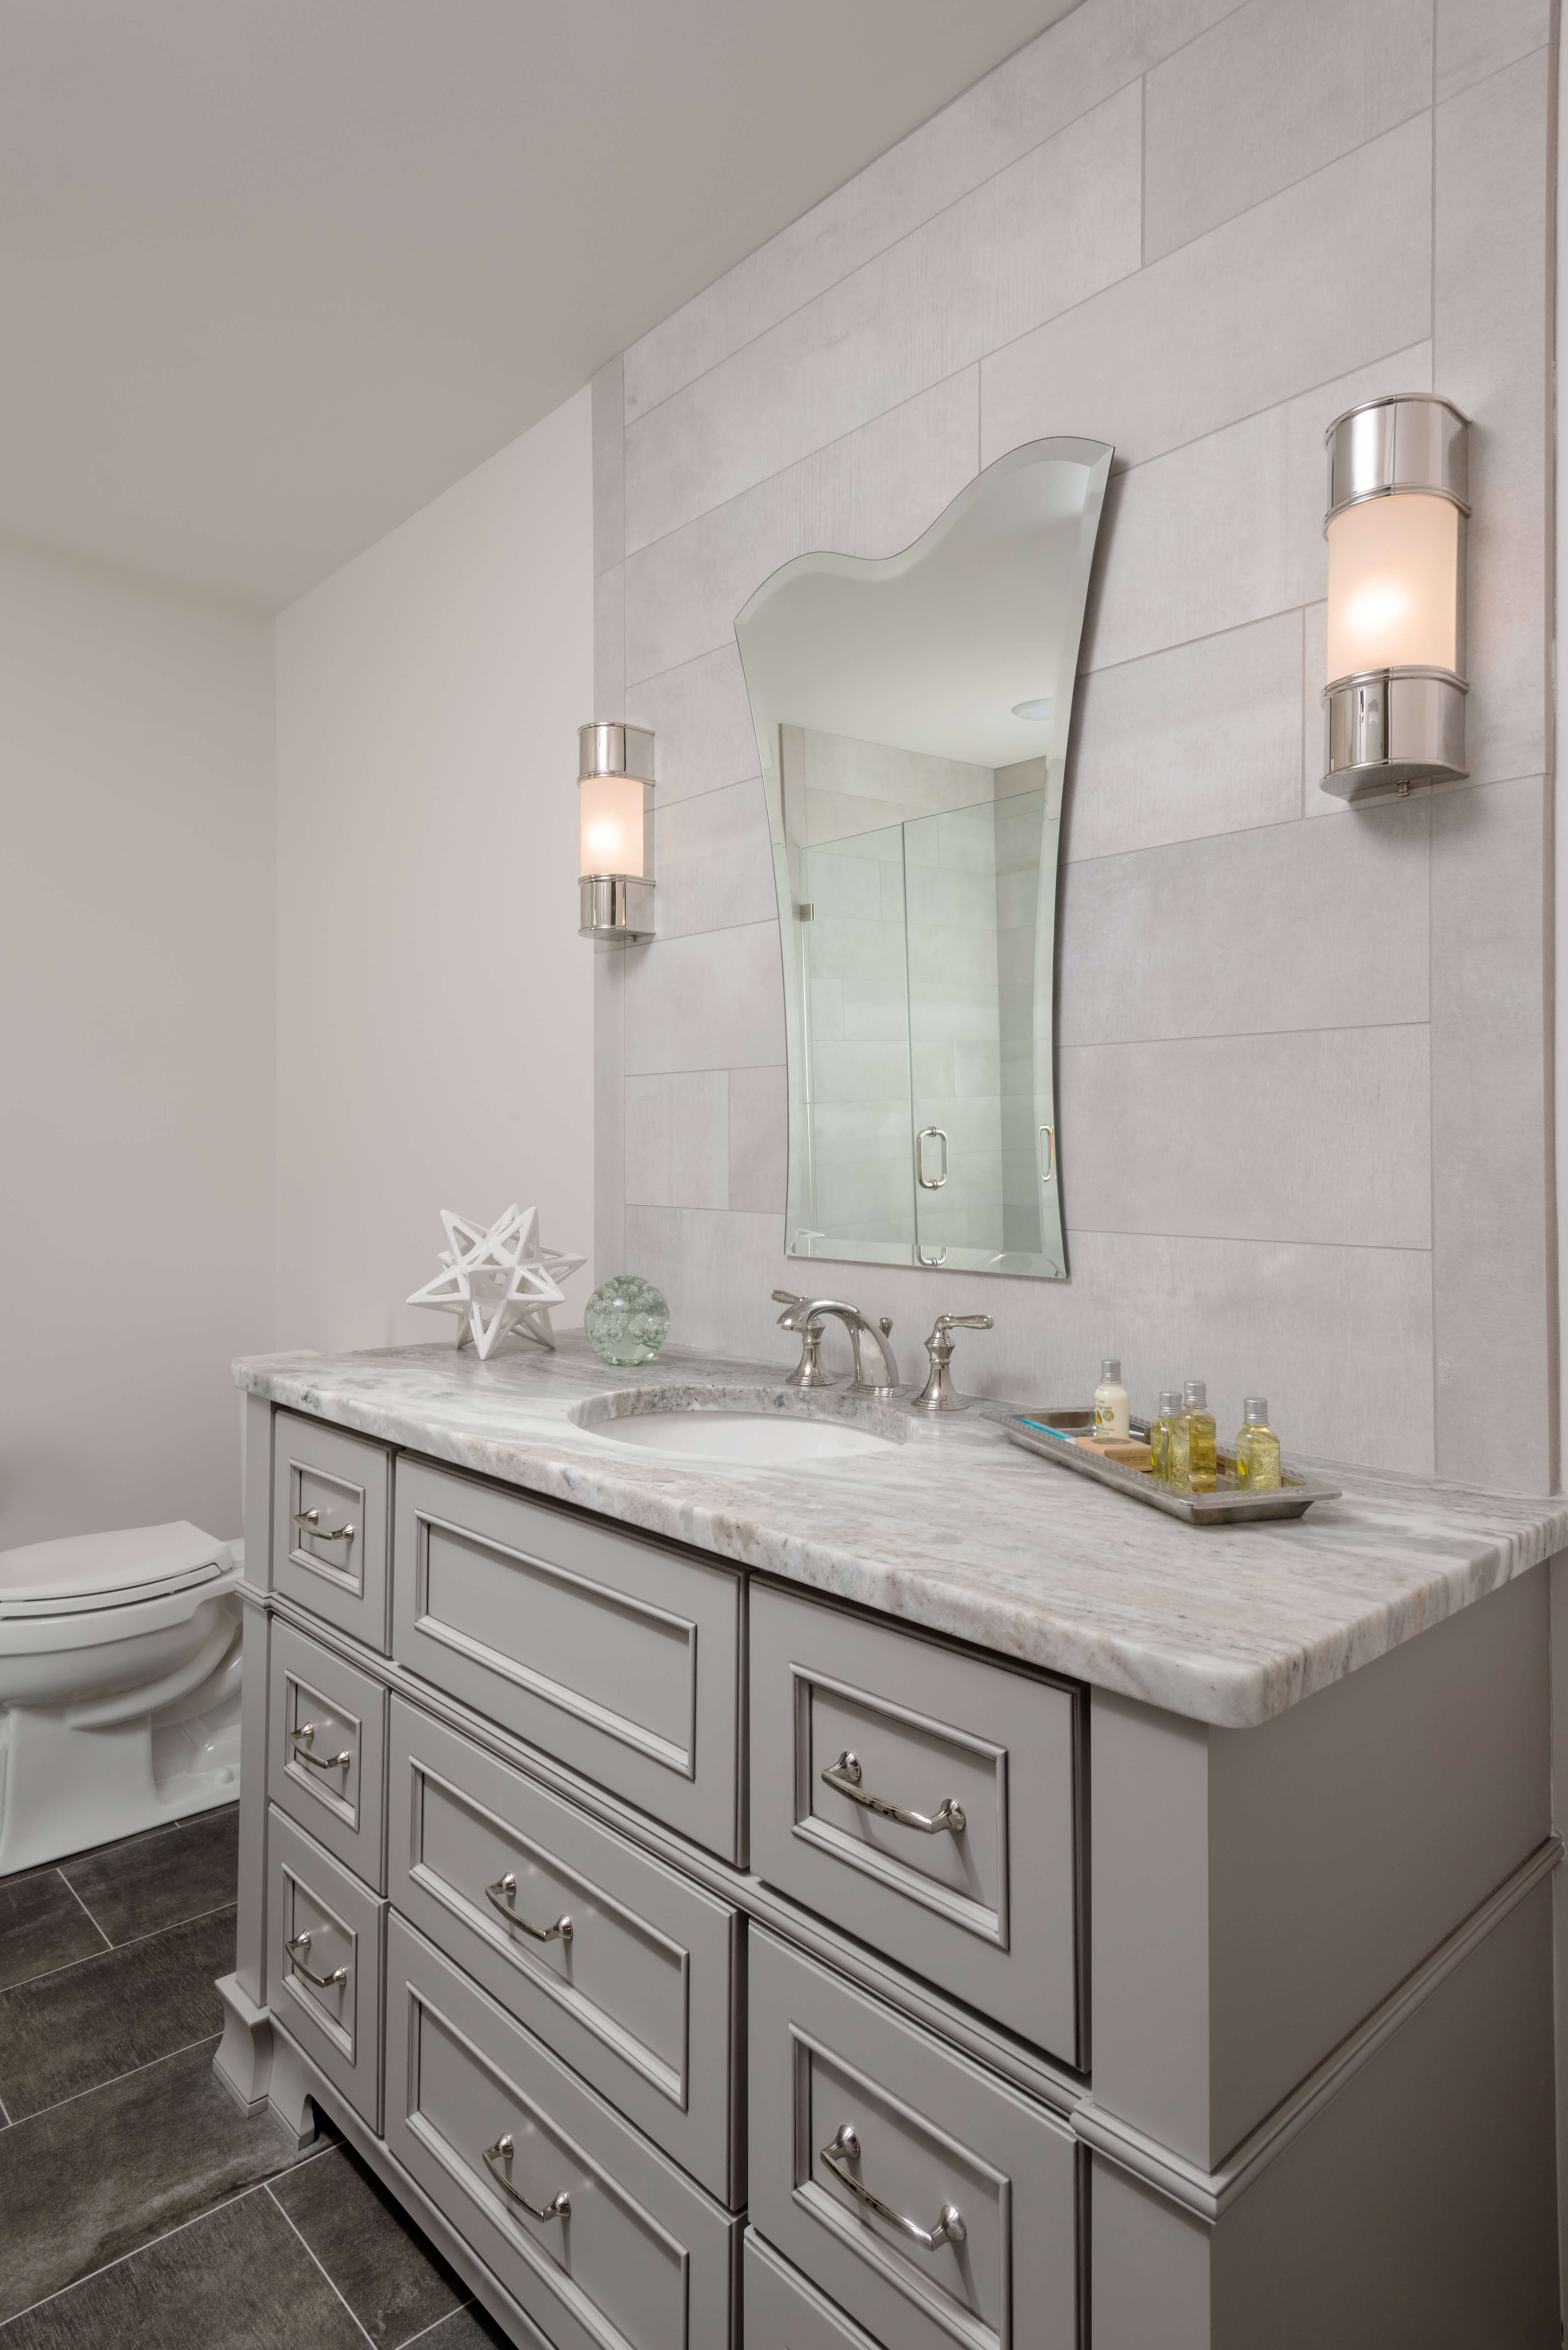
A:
[0, 1522, 232, 1618]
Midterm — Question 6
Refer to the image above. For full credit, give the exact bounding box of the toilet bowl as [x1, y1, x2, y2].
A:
[0, 1521, 244, 1877]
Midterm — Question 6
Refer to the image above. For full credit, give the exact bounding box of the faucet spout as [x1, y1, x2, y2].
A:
[772, 1294, 898, 1396]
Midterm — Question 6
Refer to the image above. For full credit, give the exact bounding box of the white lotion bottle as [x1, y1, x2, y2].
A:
[1093, 1358, 1130, 1440]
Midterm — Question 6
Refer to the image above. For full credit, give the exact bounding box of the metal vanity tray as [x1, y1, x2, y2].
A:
[1004, 1408, 1341, 1525]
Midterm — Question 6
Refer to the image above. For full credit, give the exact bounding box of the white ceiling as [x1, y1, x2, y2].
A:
[0, 1, 1081, 609]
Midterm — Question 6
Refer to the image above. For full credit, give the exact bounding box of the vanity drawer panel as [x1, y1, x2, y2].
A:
[744, 2229, 887, 2348]
[267, 1805, 385, 2129]
[384, 1912, 741, 2350]
[750, 1585, 1081, 2062]
[392, 1461, 742, 1861]
[267, 1620, 388, 1890]
[748, 1928, 1076, 2350]
[387, 1696, 742, 2204]
[271, 1411, 392, 1651]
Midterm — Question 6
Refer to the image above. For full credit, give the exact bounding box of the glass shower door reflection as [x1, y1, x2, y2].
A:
[796, 823, 915, 1257]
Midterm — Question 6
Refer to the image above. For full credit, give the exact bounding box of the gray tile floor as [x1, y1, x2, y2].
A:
[0, 1808, 509, 2347]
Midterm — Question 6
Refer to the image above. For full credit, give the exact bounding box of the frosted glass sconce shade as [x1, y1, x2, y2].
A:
[578, 722, 654, 941]
[1321, 394, 1468, 801]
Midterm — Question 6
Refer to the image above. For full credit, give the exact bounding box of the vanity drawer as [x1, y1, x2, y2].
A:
[391, 1461, 742, 1860]
[271, 1411, 392, 1650]
[748, 1928, 1077, 2350]
[267, 1619, 388, 1890]
[750, 1585, 1081, 2062]
[267, 1805, 385, 2129]
[384, 1912, 741, 2350]
[745, 2229, 886, 2348]
[387, 1696, 742, 2204]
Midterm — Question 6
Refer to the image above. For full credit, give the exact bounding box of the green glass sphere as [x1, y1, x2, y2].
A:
[584, 1274, 670, 1367]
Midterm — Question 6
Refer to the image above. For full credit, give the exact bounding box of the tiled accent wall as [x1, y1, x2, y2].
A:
[593, 0, 1553, 1485]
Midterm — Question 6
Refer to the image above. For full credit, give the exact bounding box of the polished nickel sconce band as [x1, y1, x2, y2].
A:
[578, 721, 655, 942]
[1321, 393, 1469, 802]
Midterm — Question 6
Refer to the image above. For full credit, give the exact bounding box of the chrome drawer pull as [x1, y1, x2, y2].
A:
[821, 1750, 966, 1836]
[290, 1724, 352, 1773]
[483, 2134, 570, 2220]
[821, 2123, 966, 2249]
[285, 1930, 348, 1990]
[293, 1508, 356, 1544]
[485, 1872, 573, 1943]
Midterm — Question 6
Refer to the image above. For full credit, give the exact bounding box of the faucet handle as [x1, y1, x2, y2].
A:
[910, 1312, 992, 1414]
[773, 1289, 808, 1308]
[932, 1312, 993, 1336]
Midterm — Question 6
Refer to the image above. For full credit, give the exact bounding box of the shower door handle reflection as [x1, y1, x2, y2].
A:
[916, 1127, 949, 1190]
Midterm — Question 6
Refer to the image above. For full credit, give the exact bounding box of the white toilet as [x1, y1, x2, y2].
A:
[0, 1521, 244, 1877]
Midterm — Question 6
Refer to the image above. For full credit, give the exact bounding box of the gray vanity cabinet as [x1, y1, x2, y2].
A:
[225, 1385, 1563, 2350]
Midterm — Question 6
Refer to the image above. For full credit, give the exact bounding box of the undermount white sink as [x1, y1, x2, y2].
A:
[587, 1409, 898, 1467]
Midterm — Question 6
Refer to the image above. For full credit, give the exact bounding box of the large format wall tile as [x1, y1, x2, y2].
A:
[592, 356, 625, 577]
[1065, 613, 1304, 862]
[1435, 51, 1550, 791]
[1431, 777, 1552, 1489]
[1143, 0, 1431, 261]
[623, 1204, 795, 1361]
[625, 644, 759, 806]
[1059, 798, 1429, 1046]
[625, 86, 1140, 552]
[1435, 0, 1549, 103]
[623, 922, 785, 1074]
[623, 371, 978, 684]
[982, 117, 1431, 474]
[652, 776, 775, 939]
[1058, 1026, 1431, 1250]
[1084, 345, 1432, 674]
[727, 1064, 788, 1215]
[622, 0, 1236, 425]
[625, 1070, 729, 1210]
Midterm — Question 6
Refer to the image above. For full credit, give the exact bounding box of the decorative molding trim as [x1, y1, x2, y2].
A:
[211, 1970, 275, 2117]
[1074, 1832, 1564, 2223]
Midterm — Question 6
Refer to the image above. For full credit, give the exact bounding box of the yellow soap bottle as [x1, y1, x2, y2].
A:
[1236, 1396, 1283, 1490]
[1152, 1389, 1183, 1485]
[1182, 1379, 1217, 1494]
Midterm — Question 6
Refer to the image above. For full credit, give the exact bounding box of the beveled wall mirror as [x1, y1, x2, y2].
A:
[736, 436, 1112, 1279]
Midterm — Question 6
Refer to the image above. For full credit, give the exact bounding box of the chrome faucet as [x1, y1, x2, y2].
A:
[773, 1292, 899, 1397]
[909, 1312, 993, 1413]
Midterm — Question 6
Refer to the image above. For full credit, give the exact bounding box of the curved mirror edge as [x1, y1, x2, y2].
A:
[735, 436, 1114, 1285]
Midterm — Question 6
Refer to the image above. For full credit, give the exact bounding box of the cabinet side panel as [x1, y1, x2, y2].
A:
[1209, 1569, 1551, 2159]
[1090, 1689, 1211, 2163]
[1212, 1881, 1559, 2349]
[235, 1392, 273, 2005]
[1090, 2160, 1211, 2350]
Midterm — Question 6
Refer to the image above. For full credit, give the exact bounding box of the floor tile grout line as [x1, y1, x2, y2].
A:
[265, 2179, 378, 2347]
[0, 2029, 227, 2132]
[0, 1897, 237, 1999]
[0, 2179, 272, 2334]
[55, 1870, 115, 1953]
[397, 2301, 480, 2348]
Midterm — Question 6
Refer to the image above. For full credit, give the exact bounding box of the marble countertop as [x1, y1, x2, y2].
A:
[235, 1335, 1568, 1730]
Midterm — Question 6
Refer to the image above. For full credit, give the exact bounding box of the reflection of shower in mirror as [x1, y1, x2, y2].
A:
[735, 437, 1113, 1282]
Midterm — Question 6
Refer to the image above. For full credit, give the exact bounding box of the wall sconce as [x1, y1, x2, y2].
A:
[578, 722, 654, 942]
[1322, 393, 1469, 800]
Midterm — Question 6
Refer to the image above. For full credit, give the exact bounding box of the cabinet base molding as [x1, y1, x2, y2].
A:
[1075, 1831, 1563, 2222]
[211, 1972, 275, 2118]
[263, 2020, 558, 2350]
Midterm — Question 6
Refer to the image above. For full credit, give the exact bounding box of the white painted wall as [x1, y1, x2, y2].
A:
[275, 387, 595, 1353]
[0, 538, 275, 1547]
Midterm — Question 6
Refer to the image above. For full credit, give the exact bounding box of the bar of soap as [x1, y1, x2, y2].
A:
[1075, 1436, 1154, 1469]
